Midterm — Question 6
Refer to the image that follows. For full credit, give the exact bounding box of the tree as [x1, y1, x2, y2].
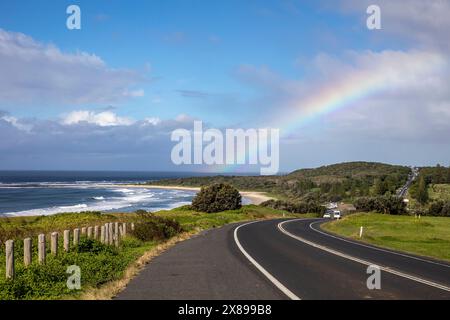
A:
[373, 178, 387, 196]
[416, 176, 429, 205]
[191, 183, 242, 213]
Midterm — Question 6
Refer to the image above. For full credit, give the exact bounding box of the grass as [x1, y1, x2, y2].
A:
[0, 205, 313, 300]
[322, 212, 450, 262]
[0, 212, 136, 244]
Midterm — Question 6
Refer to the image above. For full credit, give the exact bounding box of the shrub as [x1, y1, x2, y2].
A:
[191, 183, 242, 213]
[442, 202, 450, 217]
[261, 199, 325, 215]
[428, 201, 445, 216]
[74, 238, 116, 254]
[131, 216, 183, 241]
[427, 200, 450, 217]
[354, 196, 407, 215]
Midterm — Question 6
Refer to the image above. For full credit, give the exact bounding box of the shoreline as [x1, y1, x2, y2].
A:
[120, 184, 274, 205]
[0, 185, 274, 218]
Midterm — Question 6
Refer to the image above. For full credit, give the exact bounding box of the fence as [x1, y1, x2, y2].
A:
[4, 222, 135, 280]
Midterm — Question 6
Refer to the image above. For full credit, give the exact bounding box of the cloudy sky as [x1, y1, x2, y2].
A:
[0, 0, 449, 172]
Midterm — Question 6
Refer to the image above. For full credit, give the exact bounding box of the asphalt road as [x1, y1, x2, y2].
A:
[116, 223, 286, 300]
[116, 218, 450, 300]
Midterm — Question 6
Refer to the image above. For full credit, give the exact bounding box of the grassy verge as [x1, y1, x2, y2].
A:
[322, 212, 450, 262]
[0, 205, 313, 300]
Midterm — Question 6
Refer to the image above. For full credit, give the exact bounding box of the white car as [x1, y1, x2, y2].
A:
[332, 210, 341, 219]
[323, 212, 332, 218]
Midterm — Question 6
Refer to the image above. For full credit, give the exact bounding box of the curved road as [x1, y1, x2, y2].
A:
[117, 219, 450, 300]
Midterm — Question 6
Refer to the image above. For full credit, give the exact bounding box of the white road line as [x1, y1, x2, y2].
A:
[278, 219, 450, 292]
[309, 220, 450, 269]
[234, 221, 301, 300]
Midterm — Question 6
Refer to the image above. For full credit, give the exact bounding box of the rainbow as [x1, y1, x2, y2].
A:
[203, 51, 446, 173]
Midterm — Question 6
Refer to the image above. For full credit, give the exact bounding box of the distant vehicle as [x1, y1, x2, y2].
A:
[323, 211, 332, 218]
[332, 210, 341, 219]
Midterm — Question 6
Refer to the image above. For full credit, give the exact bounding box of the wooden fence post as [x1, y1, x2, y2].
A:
[24, 238, 32, 266]
[5, 240, 14, 279]
[64, 230, 70, 252]
[114, 222, 119, 247]
[109, 223, 114, 245]
[73, 228, 80, 246]
[81, 227, 87, 235]
[131, 223, 135, 231]
[100, 225, 105, 243]
[87, 227, 93, 239]
[94, 226, 99, 240]
[122, 223, 127, 237]
[51, 232, 58, 255]
[104, 223, 109, 244]
[38, 234, 46, 264]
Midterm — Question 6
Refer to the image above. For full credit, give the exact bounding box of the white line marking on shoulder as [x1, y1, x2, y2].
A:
[278, 219, 450, 292]
[234, 221, 301, 300]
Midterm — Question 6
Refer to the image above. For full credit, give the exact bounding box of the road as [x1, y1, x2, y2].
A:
[397, 167, 419, 198]
[116, 218, 450, 300]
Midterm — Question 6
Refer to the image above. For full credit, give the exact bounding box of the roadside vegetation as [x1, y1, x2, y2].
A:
[322, 212, 450, 262]
[260, 199, 325, 215]
[408, 165, 450, 216]
[0, 204, 311, 300]
[191, 183, 242, 213]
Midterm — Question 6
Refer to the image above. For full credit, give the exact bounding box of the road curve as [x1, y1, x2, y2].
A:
[237, 218, 450, 299]
[116, 218, 450, 300]
[116, 223, 286, 300]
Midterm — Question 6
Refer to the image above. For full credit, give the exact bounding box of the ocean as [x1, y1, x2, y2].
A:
[0, 171, 215, 217]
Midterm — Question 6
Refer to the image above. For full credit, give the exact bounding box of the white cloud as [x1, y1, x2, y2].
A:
[338, 0, 450, 50]
[0, 114, 32, 132]
[143, 117, 162, 126]
[62, 110, 134, 127]
[0, 29, 144, 105]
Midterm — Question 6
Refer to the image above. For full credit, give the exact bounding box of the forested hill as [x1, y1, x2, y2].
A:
[150, 162, 411, 202]
[287, 162, 410, 182]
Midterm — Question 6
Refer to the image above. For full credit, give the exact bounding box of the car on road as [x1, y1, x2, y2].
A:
[332, 210, 341, 219]
[323, 211, 332, 218]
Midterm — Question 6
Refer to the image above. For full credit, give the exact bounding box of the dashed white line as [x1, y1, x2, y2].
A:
[278, 219, 450, 293]
[234, 221, 301, 300]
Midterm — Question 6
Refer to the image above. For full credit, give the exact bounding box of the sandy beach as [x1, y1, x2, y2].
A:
[120, 184, 274, 205]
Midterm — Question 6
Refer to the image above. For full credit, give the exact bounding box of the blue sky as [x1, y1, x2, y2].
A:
[0, 0, 449, 172]
[0, 0, 376, 122]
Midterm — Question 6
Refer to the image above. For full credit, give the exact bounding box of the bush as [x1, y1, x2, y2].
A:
[74, 238, 116, 254]
[261, 199, 325, 215]
[354, 196, 407, 215]
[428, 201, 445, 216]
[191, 183, 242, 213]
[442, 202, 450, 217]
[131, 216, 183, 241]
[427, 200, 450, 217]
